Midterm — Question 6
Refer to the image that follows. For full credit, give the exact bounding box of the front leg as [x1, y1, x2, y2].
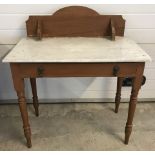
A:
[17, 88, 32, 148]
[11, 64, 32, 148]
[125, 75, 143, 144]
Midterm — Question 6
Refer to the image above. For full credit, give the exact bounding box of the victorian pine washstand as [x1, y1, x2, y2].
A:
[2, 6, 151, 148]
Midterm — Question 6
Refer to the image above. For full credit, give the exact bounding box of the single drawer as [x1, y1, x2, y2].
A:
[16, 62, 144, 78]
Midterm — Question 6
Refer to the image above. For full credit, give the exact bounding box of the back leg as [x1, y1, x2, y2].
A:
[30, 78, 39, 116]
[115, 77, 123, 113]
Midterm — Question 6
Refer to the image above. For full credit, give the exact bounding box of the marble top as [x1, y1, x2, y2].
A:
[3, 37, 151, 63]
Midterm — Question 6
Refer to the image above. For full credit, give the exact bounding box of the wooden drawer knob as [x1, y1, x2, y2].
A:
[113, 65, 120, 76]
[37, 67, 44, 77]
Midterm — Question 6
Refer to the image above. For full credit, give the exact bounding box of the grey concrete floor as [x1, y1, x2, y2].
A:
[0, 102, 155, 151]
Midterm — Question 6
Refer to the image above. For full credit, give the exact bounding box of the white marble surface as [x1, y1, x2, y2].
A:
[2, 37, 152, 63]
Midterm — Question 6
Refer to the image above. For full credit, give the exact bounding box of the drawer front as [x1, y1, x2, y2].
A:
[18, 62, 144, 78]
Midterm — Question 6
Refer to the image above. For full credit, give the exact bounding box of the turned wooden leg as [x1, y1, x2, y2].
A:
[115, 77, 123, 113]
[11, 64, 32, 148]
[17, 90, 32, 148]
[30, 78, 39, 116]
[125, 76, 143, 144]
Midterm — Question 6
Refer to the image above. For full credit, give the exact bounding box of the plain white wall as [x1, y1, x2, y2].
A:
[0, 4, 155, 102]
